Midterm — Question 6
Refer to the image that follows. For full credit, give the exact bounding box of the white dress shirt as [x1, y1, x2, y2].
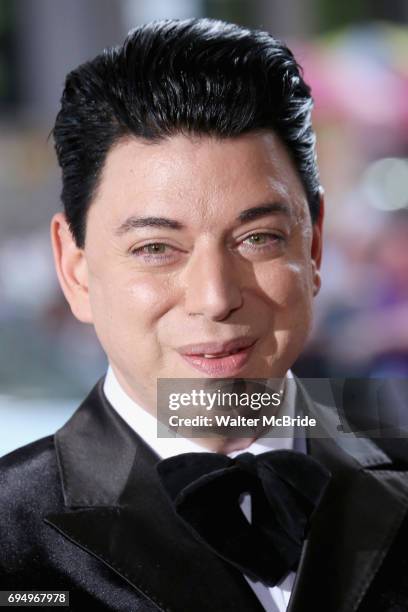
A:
[103, 367, 306, 612]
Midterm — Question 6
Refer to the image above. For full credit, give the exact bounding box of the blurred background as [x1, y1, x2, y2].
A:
[1, 0, 408, 455]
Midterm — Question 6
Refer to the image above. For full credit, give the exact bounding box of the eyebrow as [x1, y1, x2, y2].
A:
[115, 202, 290, 236]
[115, 216, 184, 235]
[237, 202, 290, 223]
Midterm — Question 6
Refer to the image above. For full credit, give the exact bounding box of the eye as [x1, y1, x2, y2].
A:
[130, 242, 180, 264]
[242, 232, 284, 248]
[245, 233, 275, 245]
[135, 243, 168, 255]
[236, 231, 286, 260]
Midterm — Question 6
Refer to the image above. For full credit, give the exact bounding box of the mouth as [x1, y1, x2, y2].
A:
[177, 337, 257, 376]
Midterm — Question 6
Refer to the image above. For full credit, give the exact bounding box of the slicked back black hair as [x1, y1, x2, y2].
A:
[53, 18, 320, 247]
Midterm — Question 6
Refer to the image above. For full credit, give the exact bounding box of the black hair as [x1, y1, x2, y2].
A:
[53, 18, 320, 247]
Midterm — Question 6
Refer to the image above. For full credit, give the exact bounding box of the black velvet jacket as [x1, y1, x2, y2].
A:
[1, 379, 408, 612]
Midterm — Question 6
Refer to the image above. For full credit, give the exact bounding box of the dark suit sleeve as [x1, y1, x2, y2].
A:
[0, 438, 160, 612]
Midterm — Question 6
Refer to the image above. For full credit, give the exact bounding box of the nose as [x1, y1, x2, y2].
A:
[183, 244, 243, 321]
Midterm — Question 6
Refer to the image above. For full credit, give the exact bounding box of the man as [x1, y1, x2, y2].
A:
[1, 18, 408, 612]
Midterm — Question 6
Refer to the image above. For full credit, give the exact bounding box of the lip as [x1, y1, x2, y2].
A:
[178, 337, 257, 376]
[178, 337, 257, 356]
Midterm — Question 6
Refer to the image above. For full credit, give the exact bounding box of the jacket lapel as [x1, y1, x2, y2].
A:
[44, 380, 264, 612]
[288, 382, 408, 612]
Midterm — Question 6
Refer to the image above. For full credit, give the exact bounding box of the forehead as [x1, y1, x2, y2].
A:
[90, 131, 308, 228]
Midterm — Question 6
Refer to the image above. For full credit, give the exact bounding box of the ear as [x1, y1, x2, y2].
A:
[50, 212, 93, 323]
[311, 187, 324, 296]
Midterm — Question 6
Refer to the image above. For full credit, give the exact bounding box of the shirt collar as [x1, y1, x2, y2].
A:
[103, 366, 304, 459]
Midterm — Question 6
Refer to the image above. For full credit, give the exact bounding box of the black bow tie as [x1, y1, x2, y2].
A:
[156, 449, 331, 586]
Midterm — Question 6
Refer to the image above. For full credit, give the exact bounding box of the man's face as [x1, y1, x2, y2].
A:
[54, 132, 323, 409]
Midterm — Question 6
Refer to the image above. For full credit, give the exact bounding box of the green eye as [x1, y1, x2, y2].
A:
[144, 243, 167, 254]
[246, 233, 270, 245]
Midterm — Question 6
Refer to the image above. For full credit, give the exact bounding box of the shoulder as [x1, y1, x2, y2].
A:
[0, 434, 56, 473]
[0, 435, 63, 514]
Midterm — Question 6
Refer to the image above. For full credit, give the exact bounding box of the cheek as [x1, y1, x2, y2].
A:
[256, 261, 314, 312]
[88, 269, 177, 349]
[126, 276, 175, 320]
[256, 262, 314, 368]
